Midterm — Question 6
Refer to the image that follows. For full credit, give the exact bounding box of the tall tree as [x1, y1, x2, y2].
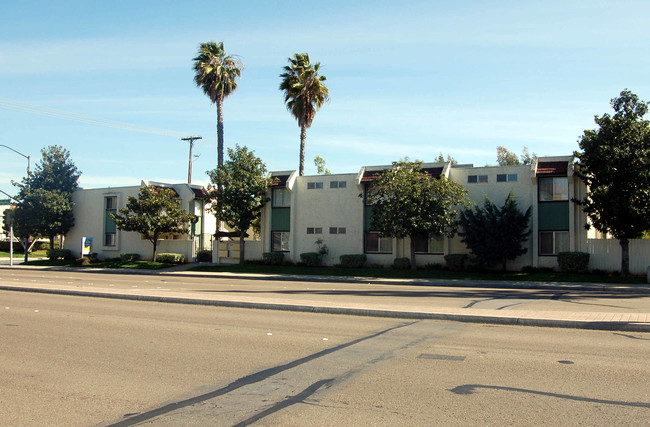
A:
[207, 145, 271, 264]
[366, 160, 469, 269]
[193, 41, 243, 168]
[435, 152, 458, 165]
[110, 186, 197, 261]
[574, 89, 650, 275]
[13, 145, 81, 253]
[458, 192, 532, 270]
[314, 155, 331, 174]
[496, 146, 521, 166]
[279, 53, 330, 176]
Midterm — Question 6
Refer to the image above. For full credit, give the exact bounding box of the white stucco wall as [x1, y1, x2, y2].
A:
[67, 182, 214, 261]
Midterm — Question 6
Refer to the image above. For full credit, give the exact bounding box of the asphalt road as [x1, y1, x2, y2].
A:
[1, 291, 648, 426]
[1, 269, 648, 314]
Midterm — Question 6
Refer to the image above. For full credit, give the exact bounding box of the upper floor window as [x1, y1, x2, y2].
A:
[306, 227, 323, 234]
[539, 177, 568, 201]
[272, 188, 291, 207]
[330, 181, 347, 189]
[307, 182, 324, 190]
[329, 227, 346, 234]
[497, 174, 518, 182]
[468, 175, 488, 183]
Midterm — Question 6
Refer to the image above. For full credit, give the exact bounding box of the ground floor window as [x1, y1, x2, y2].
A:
[539, 231, 569, 255]
[104, 232, 116, 247]
[413, 233, 444, 254]
[365, 231, 392, 253]
[272, 231, 290, 252]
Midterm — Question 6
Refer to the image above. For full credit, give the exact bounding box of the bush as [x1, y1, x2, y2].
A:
[263, 252, 284, 265]
[300, 252, 321, 267]
[156, 253, 185, 264]
[339, 254, 367, 268]
[197, 250, 212, 262]
[0, 241, 22, 252]
[75, 257, 91, 266]
[32, 241, 49, 251]
[422, 263, 445, 270]
[557, 252, 590, 273]
[444, 254, 467, 270]
[393, 257, 411, 270]
[47, 249, 73, 260]
[120, 253, 141, 262]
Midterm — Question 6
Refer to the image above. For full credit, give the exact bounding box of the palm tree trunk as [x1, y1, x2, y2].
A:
[299, 125, 307, 176]
[217, 96, 224, 168]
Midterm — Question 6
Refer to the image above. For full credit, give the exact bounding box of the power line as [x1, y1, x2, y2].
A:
[0, 98, 186, 137]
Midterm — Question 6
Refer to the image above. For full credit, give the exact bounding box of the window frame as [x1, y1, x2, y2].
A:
[271, 231, 290, 252]
[272, 187, 291, 207]
[307, 181, 324, 190]
[364, 231, 392, 254]
[329, 227, 347, 235]
[413, 233, 444, 254]
[539, 177, 568, 201]
[539, 230, 569, 256]
[306, 227, 322, 235]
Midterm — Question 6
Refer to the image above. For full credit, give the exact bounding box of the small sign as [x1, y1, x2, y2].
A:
[82, 237, 93, 255]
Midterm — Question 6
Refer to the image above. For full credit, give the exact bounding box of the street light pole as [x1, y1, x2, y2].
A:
[0, 144, 30, 174]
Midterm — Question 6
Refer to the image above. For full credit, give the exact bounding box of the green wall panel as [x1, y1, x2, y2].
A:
[271, 207, 290, 231]
[538, 202, 569, 230]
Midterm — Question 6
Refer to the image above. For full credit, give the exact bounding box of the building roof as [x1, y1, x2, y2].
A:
[536, 161, 568, 176]
[360, 167, 444, 182]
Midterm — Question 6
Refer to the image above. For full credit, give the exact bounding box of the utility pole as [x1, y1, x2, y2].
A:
[181, 136, 202, 184]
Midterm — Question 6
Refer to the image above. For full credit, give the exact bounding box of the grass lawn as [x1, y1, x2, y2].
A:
[0, 249, 49, 258]
[189, 263, 647, 285]
[15, 258, 174, 270]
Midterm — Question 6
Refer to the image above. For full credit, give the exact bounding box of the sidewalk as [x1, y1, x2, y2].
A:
[1, 263, 649, 332]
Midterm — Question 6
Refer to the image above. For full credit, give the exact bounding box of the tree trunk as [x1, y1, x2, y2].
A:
[239, 232, 246, 265]
[24, 237, 29, 263]
[620, 238, 630, 276]
[410, 235, 416, 270]
[152, 239, 158, 262]
[217, 96, 224, 168]
[49, 236, 55, 251]
[299, 125, 307, 176]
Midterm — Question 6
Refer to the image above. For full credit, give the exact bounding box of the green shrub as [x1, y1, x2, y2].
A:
[120, 253, 141, 262]
[422, 263, 445, 270]
[75, 257, 91, 266]
[0, 241, 22, 252]
[156, 253, 185, 264]
[557, 252, 590, 272]
[47, 249, 73, 260]
[197, 250, 212, 262]
[263, 252, 284, 265]
[393, 257, 411, 270]
[339, 254, 367, 268]
[32, 241, 49, 251]
[444, 254, 467, 270]
[300, 252, 321, 267]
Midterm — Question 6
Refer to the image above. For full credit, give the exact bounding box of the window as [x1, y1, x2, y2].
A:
[307, 182, 323, 190]
[330, 181, 347, 189]
[365, 231, 392, 253]
[104, 196, 117, 247]
[539, 231, 569, 255]
[306, 227, 322, 234]
[104, 233, 116, 247]
[468, 175, 488, 183]
[497, 173, 518, 182]
[272, 188, 291, 207]
[539, 177, 568, 201]
[329, 227, 346, 234]
[413, 234, 444, 254]
[272, 231, 290, 251]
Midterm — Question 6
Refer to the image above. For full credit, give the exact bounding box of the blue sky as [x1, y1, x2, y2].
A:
[2, 0, 649, 197]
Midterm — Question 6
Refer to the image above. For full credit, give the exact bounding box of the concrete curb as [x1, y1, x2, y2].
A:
[2, 285, 648, 333]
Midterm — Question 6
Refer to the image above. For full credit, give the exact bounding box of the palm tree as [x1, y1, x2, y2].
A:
[279, 53, 330, 176]
[193, 41, 243, 168]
